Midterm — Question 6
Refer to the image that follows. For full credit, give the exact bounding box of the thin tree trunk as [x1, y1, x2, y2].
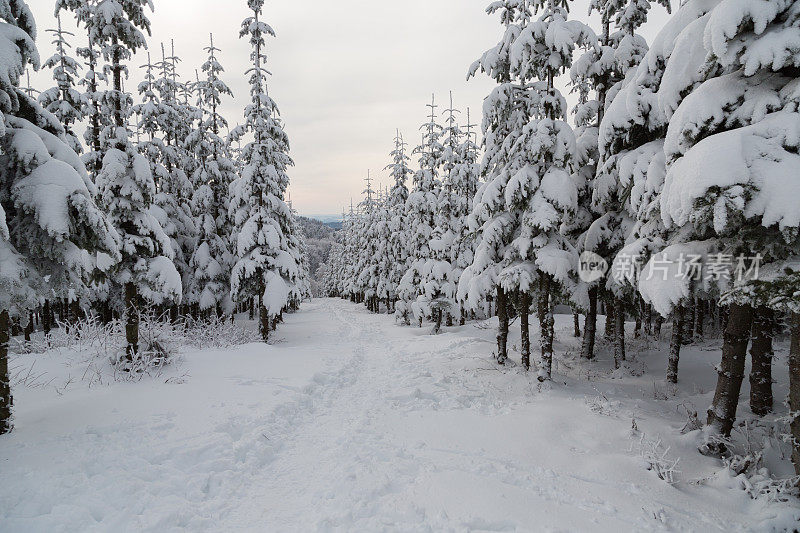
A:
[604, 296, 614, 340]
[0, 310, 11, 434]
[634, 297, 642, 338]
[613, 297, 626, 369]
[24, 313, 33, 342]
[644, 303, 653, 336]
[124, 282, 139, 360]
[683, 297, 696, 345]
[538, 275, 554, 382]
[520, 292, 531, 371]
[749, 307, 774, 416]
[259, 303, 270, 342]
[654, 313, 664, 338]
[42, 300, 51, 335]
[496, 286, 509, 365]
[581, 286, 597, 360]
[695, 299, 705, 340]
[573, 311, 581, 338]
[789, 312, 800, 475]
[667, 305, 684, 384]
[433, 308, 442, 334]
[707, 303, 753, 437]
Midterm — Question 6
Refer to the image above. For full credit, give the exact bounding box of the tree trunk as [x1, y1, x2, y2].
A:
[573, 311, 581, 338]
[749, 307, 774, 416]
[124, 282, 139, 360]
[654, 313, 663, 338]
[248, 297, 255, 320]
[520, 292, 531, 371]
[0, 310, 11, 435]
[23, 313, 33, 342]
[42, 299, 51, 335]
[707, 303, 753, 437]
[789, 312, 800, 475]
[604, 296, 614, 340]
[538, 275, 554, 382]
[259, 304, 270, 342]
[496, 286, 509, 365]
[683, 297, 695, 345]
[644, 303, 653, 337]
[580, 286, 597, 360]
[667, 305, 684, 384]
[695, 299, 705, 340]
[433, 308, 442, 334]
[613, 297, 626, 369]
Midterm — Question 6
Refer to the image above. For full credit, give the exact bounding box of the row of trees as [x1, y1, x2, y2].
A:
[0, 0, 310, 434]
[323, 0, 800, 474]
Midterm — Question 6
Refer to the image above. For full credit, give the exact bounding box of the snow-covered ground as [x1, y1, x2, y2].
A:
[1, 298, 797, 532]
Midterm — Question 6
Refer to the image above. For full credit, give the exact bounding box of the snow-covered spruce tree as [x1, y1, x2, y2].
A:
[396, 96, 443, 327]
[186, 34, 237, 318]
[634, 0, 800, 448]
[503, 0, 593, 380]
[449, 108, 481, 326]
[76, 33, 106, 182]
[355, 174, 380, 312]
[576, 0, 670, 366]
[151, 42, 196, 309]
[383, 131, 412, 315]
[64, 0, 181, 359]
[463, 0, 593, 377]
[599, 0, 716, 382]
[373, 187, 394, 312]
[38, 13, 84, 154]
[0, 0, 121, 433]
[230, 0, 300, 341]
[419, 93, 464, 332]
[459, 0, 532, 365]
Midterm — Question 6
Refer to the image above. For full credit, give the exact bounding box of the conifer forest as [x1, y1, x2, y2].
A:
[1, 0, 799, 530]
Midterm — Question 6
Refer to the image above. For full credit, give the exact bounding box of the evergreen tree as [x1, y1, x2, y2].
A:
[634, 0, 800, 456]
[62, 0, 182, 359]
[38, 13, 84, 153]
[230, 0, 301, 341]
[396, 96, 443, 326]
[0, 0, 121, 433]
[75, 32, 106, 181]
[383, 131, 412, 313]
[187, 34, 237, 317]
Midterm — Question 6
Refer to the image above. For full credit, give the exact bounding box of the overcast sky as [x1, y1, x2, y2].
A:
[27, 0, 671, 216]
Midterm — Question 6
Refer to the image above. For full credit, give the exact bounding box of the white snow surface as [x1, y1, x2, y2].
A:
[1, 299, 797, 531]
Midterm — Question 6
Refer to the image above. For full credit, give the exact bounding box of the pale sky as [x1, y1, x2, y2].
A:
[27, 0, 671, 216]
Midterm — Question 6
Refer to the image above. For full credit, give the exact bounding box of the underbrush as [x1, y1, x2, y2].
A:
[10, 312, 261, 388]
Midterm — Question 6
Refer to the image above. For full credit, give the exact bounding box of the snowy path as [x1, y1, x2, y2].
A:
[0, 299, 793, 531]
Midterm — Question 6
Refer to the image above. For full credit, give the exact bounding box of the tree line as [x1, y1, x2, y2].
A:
[0, 0, 311, 434]
[322, 0, 800, 475]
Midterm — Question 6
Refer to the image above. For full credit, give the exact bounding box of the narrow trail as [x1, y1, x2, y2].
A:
[218, 300, 757, 532]
[1, 299, 787, 532]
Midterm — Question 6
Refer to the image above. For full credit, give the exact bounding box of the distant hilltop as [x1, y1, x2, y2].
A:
[303, 214, 343, 229]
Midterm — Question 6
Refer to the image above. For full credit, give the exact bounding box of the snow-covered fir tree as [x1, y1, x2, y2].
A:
[186, 34, 237, 318]
[0, 0, 121, 433]
[381, 131, 412, 312]
[621, 0, 800, 462]
[396, 96, 443, 326]
[461, 0, 593, 378]
[63, 0, 182, 359]
[579, 0, 670, 366]
[230, 0, 301, 341]
[38, 13, 84, 154]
